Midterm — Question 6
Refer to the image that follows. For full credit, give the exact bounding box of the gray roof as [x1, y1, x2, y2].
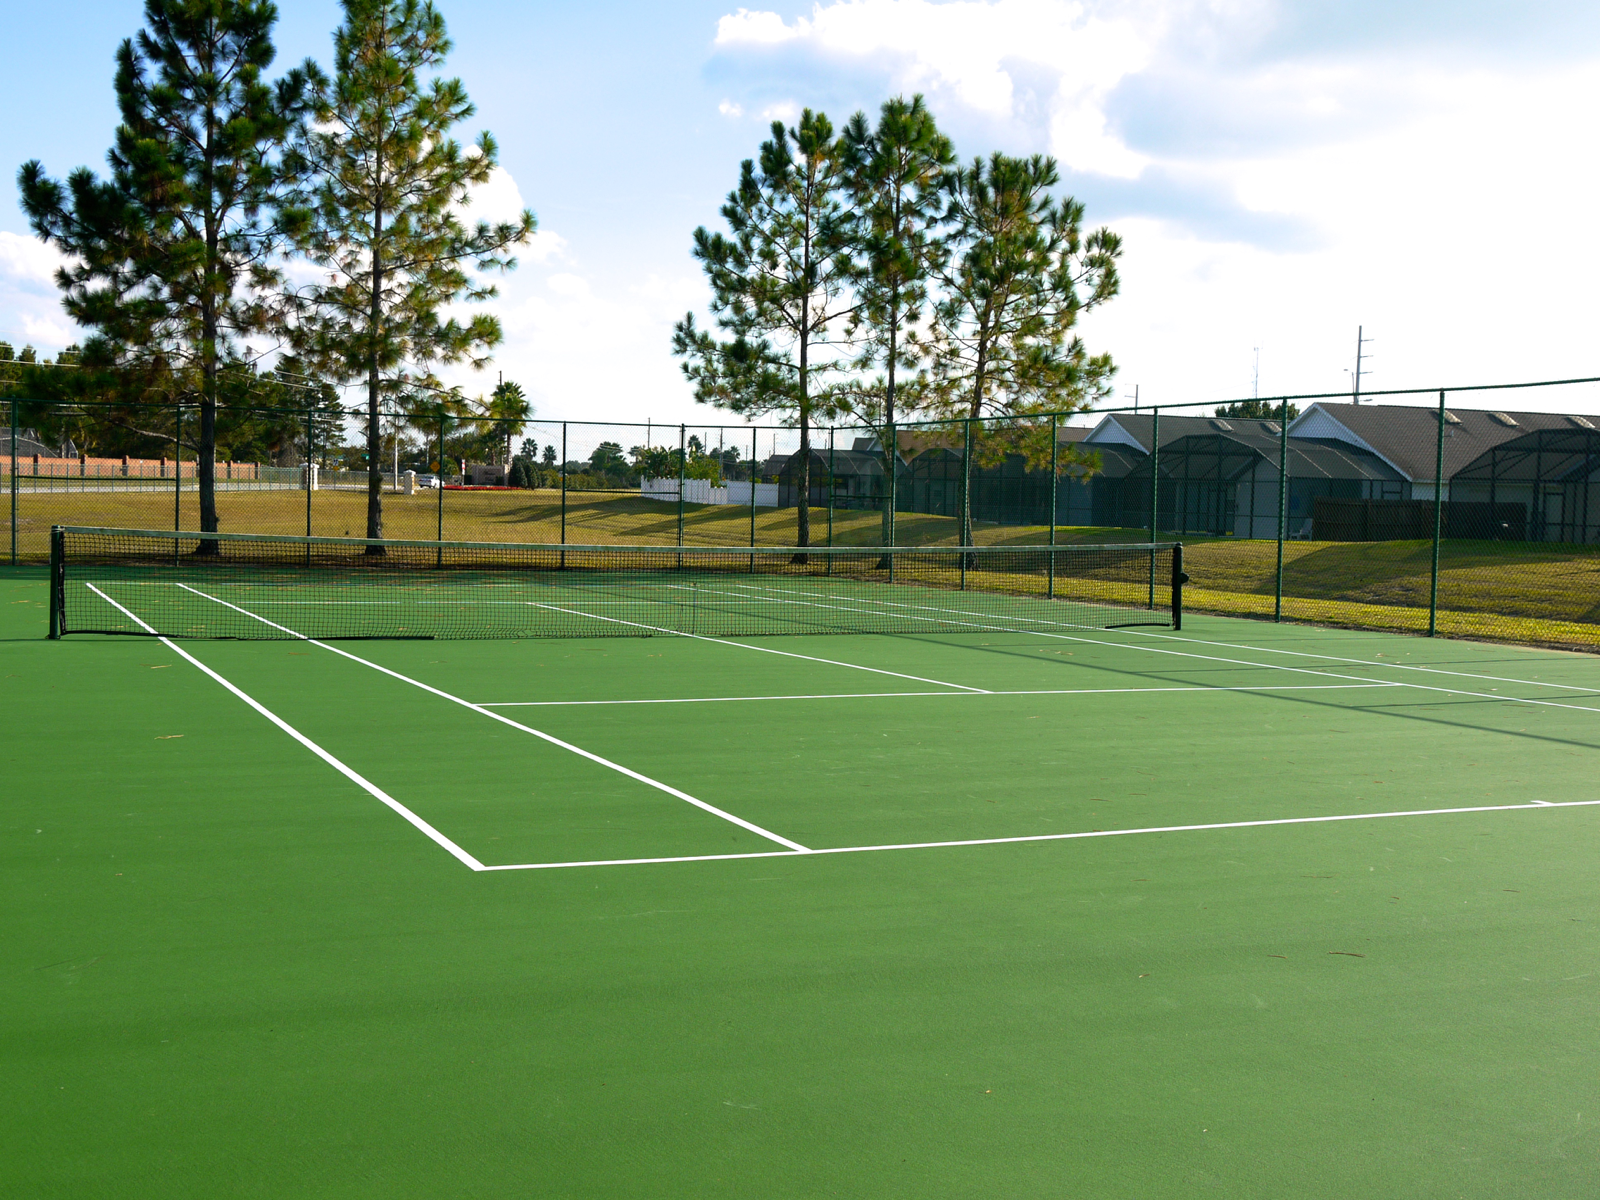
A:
[1122, 431, 1402, 483]
[1288, 401, 1593, 482]
[1084, 412, 1285, 453]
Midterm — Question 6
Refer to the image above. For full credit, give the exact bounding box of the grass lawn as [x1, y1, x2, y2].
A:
[11, 484, 1600, 648]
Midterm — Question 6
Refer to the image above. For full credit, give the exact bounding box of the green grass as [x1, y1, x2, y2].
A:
[12, 484, 1600, 648]
[5, 569, 1600, 1196]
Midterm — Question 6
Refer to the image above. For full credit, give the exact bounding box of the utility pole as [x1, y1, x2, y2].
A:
[1352, 326, 1376, 403]
[1127, 384, 1140, 413]
[1252, 348, 1260, 400]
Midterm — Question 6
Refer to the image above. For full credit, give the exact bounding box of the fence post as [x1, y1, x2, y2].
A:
[9, 399, 16, 566]
[827, 426, 835, 556]
[305, 408, 314, 547]
[559, 422, 568, 567]
[677, 424, 686, 550]
[1048, 414, 1058, 599]
[1429, 389, 1446, 636]
[1275, 398, 1288, 621]
[174, 405, 183, 534]
[1147, 408, 1160, 607]
[436, 413, 445, 565]
[887, 417, 897, 551]
[749, 426, 758, 568]
[960, 417, 972, 589]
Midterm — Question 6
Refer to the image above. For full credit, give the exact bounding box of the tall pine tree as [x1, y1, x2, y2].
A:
[19, 0, 312, 547]
[932, 153, 1121, 544]
[840, 94, 954, 545]
[281, 0, 534, 542]
[673, 110, 856, 549]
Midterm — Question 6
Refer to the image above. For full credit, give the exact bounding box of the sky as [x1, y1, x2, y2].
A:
[3, 0, 1599, 430]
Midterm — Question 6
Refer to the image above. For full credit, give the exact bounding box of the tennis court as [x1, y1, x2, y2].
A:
[6, 529, 1599, 1196]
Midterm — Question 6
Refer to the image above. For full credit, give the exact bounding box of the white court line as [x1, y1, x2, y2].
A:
[478, 799, 1600, 871]
[173, 583, 809, 854]
[84, 583, 486, 872]
[477, 683, 1401, 707]
[520, 600, 989, 692]
[733, 579, 1600, 696]
[726, 581, 1600, 716]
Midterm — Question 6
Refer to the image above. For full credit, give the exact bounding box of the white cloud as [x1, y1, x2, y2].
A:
[0, 231, 68, 286]
[463, 165, 531, 225]
[709, 1, 1600, 410]
[718, 99, 744, 117]
[715, 0, 1159, 177]
[760, 101, 800, 123]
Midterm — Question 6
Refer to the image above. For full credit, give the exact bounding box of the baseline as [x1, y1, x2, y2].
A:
[170, 582, 809, 854]
[477, 683, 1400, 707]
[731, 580, 1600, 696]
[478, 799, 1600, 871]
[84, 584, 486, 871]
[725, 582, 1600, 716]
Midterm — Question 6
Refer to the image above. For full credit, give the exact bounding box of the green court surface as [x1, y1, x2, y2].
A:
[4, 566, 1599, 1197]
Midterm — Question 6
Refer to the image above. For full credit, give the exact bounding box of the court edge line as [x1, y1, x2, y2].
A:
[84, 583, 486, 872]
[726, 581, 1600, 715]
[475, 682, 1402, 707]
[478, 799, 1600, 871]
[172, 583, 809, 854]
[520, 600, 989, 692]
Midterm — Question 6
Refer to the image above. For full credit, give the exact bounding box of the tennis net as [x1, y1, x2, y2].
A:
[50, 526, 1185, 641]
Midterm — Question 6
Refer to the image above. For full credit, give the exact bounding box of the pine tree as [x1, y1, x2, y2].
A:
[281, 0, 534, 543]
[673, 110, 856, 549]
[19, 0, 313, 548]
[839, 95, 954, 545]
[932, 153, 1121, 544]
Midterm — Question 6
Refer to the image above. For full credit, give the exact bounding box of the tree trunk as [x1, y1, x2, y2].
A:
[366, 201, 385, 549]
[796, 299, 811, 554]
[963, 336, 988, 555]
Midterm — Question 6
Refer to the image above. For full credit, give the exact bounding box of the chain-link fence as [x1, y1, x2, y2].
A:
[9, 376, 1600, 648]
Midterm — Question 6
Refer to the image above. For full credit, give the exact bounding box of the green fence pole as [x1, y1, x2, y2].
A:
[887, 417, 897, 550]
[677, 423, 686, 550]
[827, 426, 835, 556]
[436, 414, 445, 565]
[9, 399, 16, 566]
[305, 408, 314, 547]
[1048, 413, 1058, 599]
[749, 426, 758, 571]
[559, 422, 568, 567]
[1275, 398, 1288, 621]
[174, 404, 183, 533]
[960, 417, 972, 589]
[1148, 408, 1160, 607]
[1429, 389, 1446, 636]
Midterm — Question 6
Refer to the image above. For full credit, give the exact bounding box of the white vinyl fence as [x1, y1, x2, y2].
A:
[640, 477, 778, 507]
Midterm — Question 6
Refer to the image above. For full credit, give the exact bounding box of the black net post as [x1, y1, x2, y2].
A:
[1275, 398, 1288, 621]
[676, 423, 686, 549]
[1171, 542, 1186, 631]
[1048, 414, 1058, 599]
[1429, 389, 1446, 636]
[48, 525, 63, 638]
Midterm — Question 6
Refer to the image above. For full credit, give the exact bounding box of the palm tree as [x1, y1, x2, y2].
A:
[485, 378, 531, 464]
